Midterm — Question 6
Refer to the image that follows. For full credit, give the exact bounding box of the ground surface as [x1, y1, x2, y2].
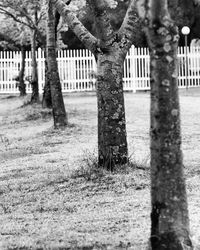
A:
[0, 89, 200, 249]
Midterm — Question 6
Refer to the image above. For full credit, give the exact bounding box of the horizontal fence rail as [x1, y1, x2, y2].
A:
[0, 46, 200, 94]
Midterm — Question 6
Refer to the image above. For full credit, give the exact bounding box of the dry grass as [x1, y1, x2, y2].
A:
[0, 89, 200, 249]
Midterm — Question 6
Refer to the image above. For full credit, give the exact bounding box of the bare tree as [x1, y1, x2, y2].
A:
[137, 0, 193, 249]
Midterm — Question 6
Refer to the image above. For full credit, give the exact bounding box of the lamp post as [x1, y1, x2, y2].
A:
[181, 26, 190, 90]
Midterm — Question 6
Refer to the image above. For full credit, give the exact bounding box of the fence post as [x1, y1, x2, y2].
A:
[37, 47, 43, 94]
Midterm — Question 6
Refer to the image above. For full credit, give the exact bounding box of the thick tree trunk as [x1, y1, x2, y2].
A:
[30, 30, 39, 103]
[18, 45, 26, 96]
[46, 0, 67, 128]
[42, 52, 52, 108]
[149, 44, 192, 249]
[97, 53, 128, 170]
[136, 0, 193, 249]
[52, 0, 139, 169]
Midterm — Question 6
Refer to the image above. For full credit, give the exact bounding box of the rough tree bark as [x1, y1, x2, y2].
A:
[137, 0, 193, 249]
[96, 50, 128, 169]
[47, 0, 67, 128]
[52, 0, 140, 169]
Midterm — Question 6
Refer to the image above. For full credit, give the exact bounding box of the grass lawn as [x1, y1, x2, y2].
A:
[0, 89, 200, 249]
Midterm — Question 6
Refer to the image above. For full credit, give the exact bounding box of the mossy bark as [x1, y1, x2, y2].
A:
[137, 0, 193, 249]
[46, 0, 67, 128]
[97, 52, 128, 170]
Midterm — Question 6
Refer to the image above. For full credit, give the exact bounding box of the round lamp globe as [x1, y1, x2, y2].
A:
[181, 26, 190, 35]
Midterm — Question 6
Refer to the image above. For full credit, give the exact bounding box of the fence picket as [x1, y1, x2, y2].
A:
[0, 45, 200, 94]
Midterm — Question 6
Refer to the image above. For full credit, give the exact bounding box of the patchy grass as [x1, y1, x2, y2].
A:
[0, 90, 200, 249]
[24, 108, 52, 121]
[19, 102, 52, 121]
[70, 150, 149, 192]
[70, 150, 104, 181]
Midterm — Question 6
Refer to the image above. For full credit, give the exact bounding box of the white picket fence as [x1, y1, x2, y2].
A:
[0, 46, 200, 94]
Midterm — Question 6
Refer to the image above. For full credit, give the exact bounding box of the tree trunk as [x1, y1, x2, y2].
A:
[52, 0, 139, 168]
[149, 44, 193, 249]
[42, 8, 61, 109]
[136, 0, 193, 249]
[46, 0, 67, 128]
[30, 29, 39, 103]
[42, 51, 52, 108]
[18, 45, 26, 96]
[97, 52, 128, 170]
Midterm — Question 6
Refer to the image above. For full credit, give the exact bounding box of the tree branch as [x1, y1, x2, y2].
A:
[51, 0, 98, 54]
[0, 7, 44, 46]
[118, 0, 142, 49]
[19, 8, 44, 40]
[0, 8, 33, 29]
[87, 0, 114, 43]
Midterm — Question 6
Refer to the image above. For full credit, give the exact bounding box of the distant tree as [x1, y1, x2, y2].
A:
[0, 16, 30, 96]
[0, 0, 46, 102]
[52, 0, 142, 170]
[137, 0, 193, 249]
[46, 0, 67, 128]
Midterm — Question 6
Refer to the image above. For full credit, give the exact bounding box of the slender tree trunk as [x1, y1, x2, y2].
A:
[42, 8, 61, 109]
[18, 45, 26, 96]
[47, 0, 67, 128]
[137, 0, 193, 249]
[97, 52, 128, 170]
[42, 50, 52, 108]
[30, 29, 39, 103]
